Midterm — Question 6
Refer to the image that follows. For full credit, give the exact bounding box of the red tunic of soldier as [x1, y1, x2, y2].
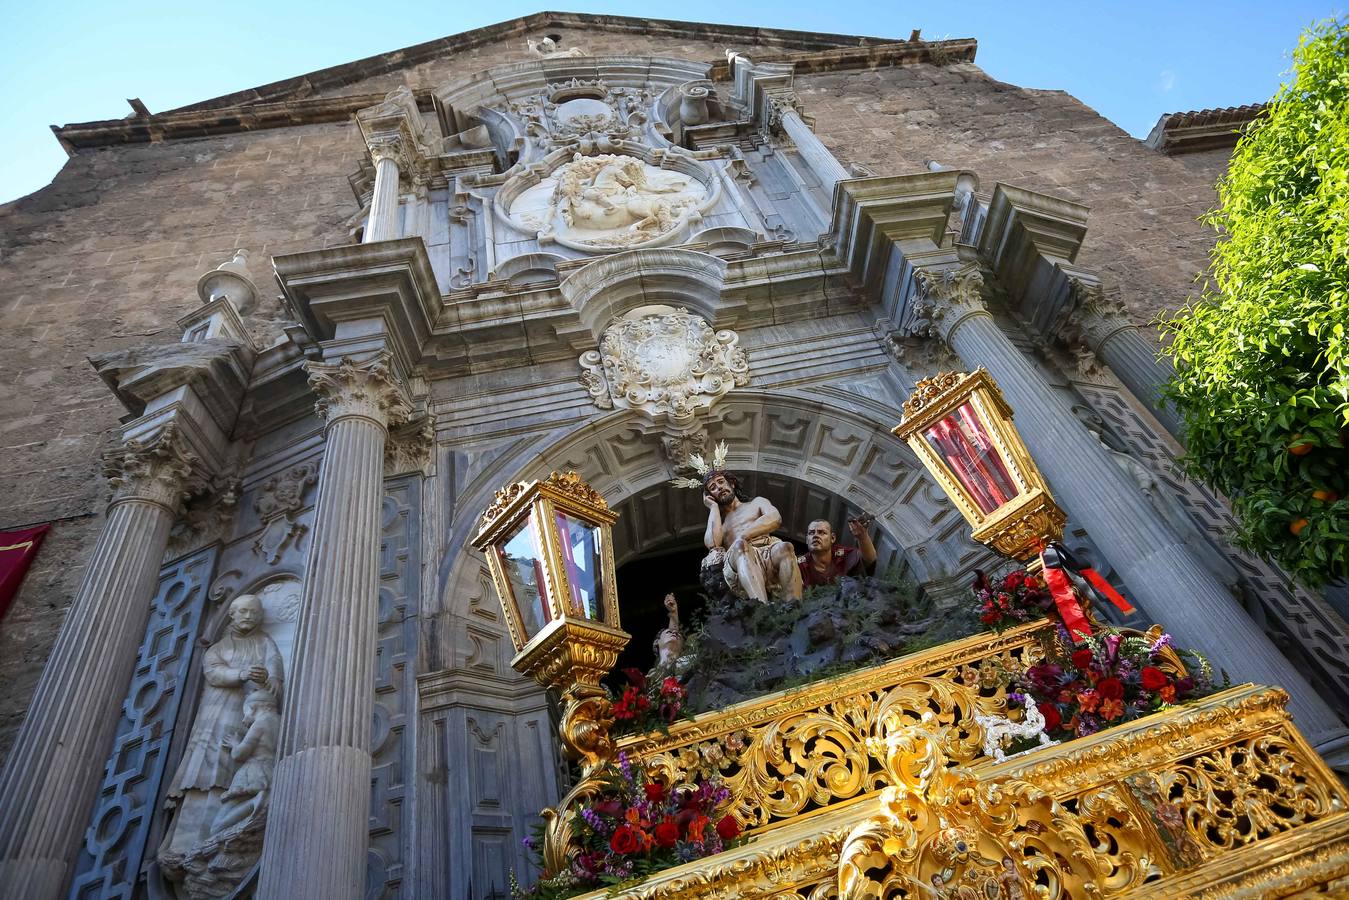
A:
[797, 517, 877, 588]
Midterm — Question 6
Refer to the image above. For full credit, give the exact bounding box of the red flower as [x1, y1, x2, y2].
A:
[653, 820, 680, 848]
[593, 799, 623, 819]
[687, 814, 710, 843]
[1071, 648, 1095, 670]
[661, 677, 684, 696]
[715, 815, 741, 840]
[1037, 702, 1062, 731]
[1140, 666, 1169, 691]
[644, 782, 666, 803]
[1096, 677, 1124, 701]
[610, 824, 640, 855]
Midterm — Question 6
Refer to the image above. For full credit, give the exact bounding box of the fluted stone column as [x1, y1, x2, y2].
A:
[0, 425, 201, 900]
[919, 267, 1347, 748]
[1072, 283, 1184, 438]
[257, 354, 410, 900]
[364, 138, 404, 244]
[775, 102, 851, 196]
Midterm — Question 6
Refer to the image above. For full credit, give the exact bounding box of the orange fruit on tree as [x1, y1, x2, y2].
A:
[1312, 489, 1340, 503]
[1288, 436, 1314, 456]
[1289, 518, 1310, 536]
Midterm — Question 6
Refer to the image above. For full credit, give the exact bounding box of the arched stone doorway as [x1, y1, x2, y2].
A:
[609, 470, 916, 675]
[426, 389, 994, 898]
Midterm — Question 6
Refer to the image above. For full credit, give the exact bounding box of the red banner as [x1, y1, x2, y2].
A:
[0, 524, 50, 621]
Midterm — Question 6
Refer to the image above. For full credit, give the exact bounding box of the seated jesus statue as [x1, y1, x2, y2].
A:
[700, 469, 803, 603]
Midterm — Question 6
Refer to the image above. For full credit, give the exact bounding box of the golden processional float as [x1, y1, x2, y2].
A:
[472, 369, 1349, 899]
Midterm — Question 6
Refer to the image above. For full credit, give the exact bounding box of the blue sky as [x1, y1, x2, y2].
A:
[0, 1, 1340, 205]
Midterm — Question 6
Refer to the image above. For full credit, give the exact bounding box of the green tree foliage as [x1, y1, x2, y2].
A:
[1163, 17, 1349, 586]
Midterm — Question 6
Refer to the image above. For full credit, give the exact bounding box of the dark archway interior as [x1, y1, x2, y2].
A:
[609, 472, 907, 679]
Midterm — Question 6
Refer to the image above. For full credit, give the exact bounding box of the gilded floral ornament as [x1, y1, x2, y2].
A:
[543, 470, 609, 512]
[579, 306, 749, 423]
[900, 370, 964, 420]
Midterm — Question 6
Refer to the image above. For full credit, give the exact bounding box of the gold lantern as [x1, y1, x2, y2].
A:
[893, 369, 1066, 561]
[471, 471, 630, 772]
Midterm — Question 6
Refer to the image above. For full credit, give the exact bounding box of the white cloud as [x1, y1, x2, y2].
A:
[1157, 69, 1177, 93]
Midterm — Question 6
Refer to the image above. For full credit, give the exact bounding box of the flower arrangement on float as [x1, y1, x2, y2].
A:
[608, 668, 691, 737]
[1008, 626, 1218, 741]
[971, 567, 1054, 631]
[514, 753, 741, 899]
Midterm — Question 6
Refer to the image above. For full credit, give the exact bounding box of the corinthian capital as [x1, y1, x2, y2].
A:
[102, 423, 206, 511]
[1068, 279, 1135, 351]
[367, 133, 407, 168]
[909, 267, 990, 342]
[307, 353, 412, 429]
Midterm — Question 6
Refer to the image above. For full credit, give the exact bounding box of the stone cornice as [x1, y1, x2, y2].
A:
[273, 238, 443, 376]
[169, 13, 931, 114]
[1144, 103, 1266, 155]
[51, 93, 412, 153]
[52, 15, 975, 151]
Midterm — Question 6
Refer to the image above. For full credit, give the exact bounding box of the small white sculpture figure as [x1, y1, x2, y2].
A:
[210, 687, 280, 835]
[654, 593, 684, 670]
[526, 36, 587, 58]
[973, 703, 1057, 762]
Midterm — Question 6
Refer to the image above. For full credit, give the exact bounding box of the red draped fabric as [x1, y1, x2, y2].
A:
[0, 524, 50, 621]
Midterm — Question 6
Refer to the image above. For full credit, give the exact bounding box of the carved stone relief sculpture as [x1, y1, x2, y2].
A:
[251, 461, 318, 564]
[506, 152, 715, 250]
[526, 36, 588, 58]
[157, 593, 285, 899]
[579, 304, 749, 425]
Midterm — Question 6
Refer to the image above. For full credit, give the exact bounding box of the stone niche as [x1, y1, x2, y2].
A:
[498, 148, 720, 251]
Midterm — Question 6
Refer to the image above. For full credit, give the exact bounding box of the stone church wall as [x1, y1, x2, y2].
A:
[800, 63, 1224, 325]
[0, 35, 1231, 766]
[0, 122, 363, 761]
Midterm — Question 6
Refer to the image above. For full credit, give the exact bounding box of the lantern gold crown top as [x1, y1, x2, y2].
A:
[480, 470, 611, 530]
[895, 369, 1012, 438]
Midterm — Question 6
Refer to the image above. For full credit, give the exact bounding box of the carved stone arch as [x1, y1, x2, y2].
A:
[440, 387, 982, 631]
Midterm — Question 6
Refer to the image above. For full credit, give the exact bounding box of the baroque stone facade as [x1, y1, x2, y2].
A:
[0, 11, 1346, 900]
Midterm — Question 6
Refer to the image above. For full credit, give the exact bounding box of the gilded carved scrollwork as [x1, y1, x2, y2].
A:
[625, 628, 1044, 835]
[589, 673, 1349, 899]
[1155, 731, 1342, 853]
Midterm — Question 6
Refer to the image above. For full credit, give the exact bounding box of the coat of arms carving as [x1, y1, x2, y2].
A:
[579, 305, 749, 423]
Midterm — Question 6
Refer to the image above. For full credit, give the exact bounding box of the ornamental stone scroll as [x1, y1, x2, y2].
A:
[578, 305, 749, 425]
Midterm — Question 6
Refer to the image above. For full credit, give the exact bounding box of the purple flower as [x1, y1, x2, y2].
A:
[1149, 633, 1174, 653]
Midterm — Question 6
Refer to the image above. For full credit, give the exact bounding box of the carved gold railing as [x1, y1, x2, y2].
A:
[619, 622, 1046, 835]
[572, 624, 1349, 898]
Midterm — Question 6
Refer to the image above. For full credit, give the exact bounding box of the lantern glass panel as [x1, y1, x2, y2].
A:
[497, 517, 550, 637]
[922, 401, 1018, 515]
[554, 511, 606, 622]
